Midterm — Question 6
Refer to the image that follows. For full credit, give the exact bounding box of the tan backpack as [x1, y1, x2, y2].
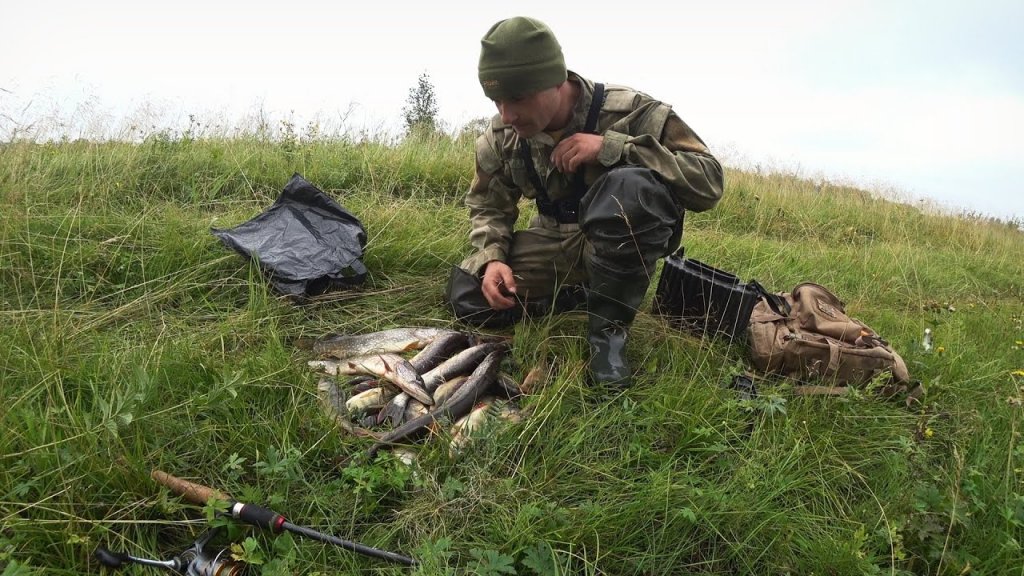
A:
[748, 283, 921, 402]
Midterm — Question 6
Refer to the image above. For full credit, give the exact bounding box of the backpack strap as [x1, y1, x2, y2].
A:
[520, 82, 605, 223]
[749, 279, 791, 316]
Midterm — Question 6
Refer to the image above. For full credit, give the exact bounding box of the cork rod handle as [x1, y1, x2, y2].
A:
[151, 470, 230, 505]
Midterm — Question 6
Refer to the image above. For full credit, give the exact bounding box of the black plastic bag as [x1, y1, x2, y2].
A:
[211, 173, 367, 298]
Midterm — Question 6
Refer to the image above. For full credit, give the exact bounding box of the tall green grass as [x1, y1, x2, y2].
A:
[1, 130, 1022, 575]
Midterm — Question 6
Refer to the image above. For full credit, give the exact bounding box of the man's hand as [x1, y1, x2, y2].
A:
[551, 133, 603, 174]
[481, 261, 518, 310]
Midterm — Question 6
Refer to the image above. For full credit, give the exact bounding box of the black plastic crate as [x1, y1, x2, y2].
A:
[652, 251, 762, 341]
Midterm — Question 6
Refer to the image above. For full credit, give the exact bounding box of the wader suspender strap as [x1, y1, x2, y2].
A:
[518, 82, 606, 223]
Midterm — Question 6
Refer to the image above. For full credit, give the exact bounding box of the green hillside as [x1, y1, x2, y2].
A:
[1, 132, 1022, 575]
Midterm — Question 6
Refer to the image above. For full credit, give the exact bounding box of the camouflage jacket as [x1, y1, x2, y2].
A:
[464, 72, 724, 272]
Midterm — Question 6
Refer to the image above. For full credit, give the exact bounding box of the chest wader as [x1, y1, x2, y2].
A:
[523, 84, 681, 388]
[579, 166, 681, 388]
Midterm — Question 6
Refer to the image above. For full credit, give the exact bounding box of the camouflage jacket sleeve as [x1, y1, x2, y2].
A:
[596, 89, 724, 213]
[462, 128, 521, 274]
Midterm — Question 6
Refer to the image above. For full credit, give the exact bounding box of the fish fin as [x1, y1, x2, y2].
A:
[378, 400, 405, 427]
[378, 354, 395, 375]
[521, 363, 550, 394]
[349, 359, 382, 377]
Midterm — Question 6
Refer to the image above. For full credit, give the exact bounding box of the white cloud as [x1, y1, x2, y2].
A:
[2, 0, 1022, 218]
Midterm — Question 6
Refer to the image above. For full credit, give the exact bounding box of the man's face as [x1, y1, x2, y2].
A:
[492, 86, 561, 137]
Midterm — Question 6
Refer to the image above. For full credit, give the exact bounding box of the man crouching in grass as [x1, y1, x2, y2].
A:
[446, 16, 724, 389]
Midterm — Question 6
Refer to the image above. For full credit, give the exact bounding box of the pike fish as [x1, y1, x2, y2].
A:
[378, 391, 428, 428]
[367, 349, 505, 458]
[332, 353, 433, 405]
[408, 331, 470, 373]
[315, 378, 380, 439]
[308, 359, 344, 376]
[308, 370, 380, 394]
[378, 332, 471, 426]
[350, 377, 381, 395]
[310, 327, 459, 360]
[344, 374, 377, 388]
[420, 342, 507, 392]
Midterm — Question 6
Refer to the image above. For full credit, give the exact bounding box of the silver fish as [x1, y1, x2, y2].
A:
[345, 386, 394, 413]
[311, 327, 458, 359]
[494, 401, 524, 424]
[431, 375, 469, 407]
[403, 399, 429, 422]
[449, 399, 495, 457]
[334, 353, 433, 405]
[392, 447, 418, 467]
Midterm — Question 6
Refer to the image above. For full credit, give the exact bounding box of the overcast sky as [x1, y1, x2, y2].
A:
[2, 0, 1022, 220]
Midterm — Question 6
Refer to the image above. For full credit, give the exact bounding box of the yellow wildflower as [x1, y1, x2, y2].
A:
[924, 428, 934, 438]
[1012, 369, 1024, 378]
[937, 346, 946, 354]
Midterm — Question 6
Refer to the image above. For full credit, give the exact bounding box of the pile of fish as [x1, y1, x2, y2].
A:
[305, 327, 532, 459]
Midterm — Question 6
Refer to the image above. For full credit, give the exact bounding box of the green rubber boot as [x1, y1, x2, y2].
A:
[586, 266, 651, 389]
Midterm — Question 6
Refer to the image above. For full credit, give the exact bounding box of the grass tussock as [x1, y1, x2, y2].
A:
[1, 127, 1022, 576]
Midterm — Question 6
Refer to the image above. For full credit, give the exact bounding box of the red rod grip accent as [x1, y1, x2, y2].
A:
[235, 503, 286, 532]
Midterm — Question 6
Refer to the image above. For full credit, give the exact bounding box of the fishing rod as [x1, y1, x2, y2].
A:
[149, 470, 417, 567]
[95, 526, 244, 575]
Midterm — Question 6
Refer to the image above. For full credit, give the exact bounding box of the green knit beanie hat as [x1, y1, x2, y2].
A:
[478, 17, 567, 100]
